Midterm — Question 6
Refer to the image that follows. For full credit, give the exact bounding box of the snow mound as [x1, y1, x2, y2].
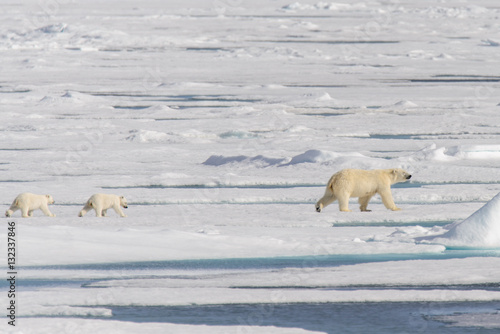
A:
[26, 305, 112, 317]
[203, 150, 368, 168]
[219, 130, 258, 139]
[433, 53, 454, 60]
[126, 129, 171, 143]
[409, 144, 500, 161]
[145, 105, 177, 112]
[203, 155, 286, 167]
[38, 96, 59, 104]
[300, 92, 337, 103]
[481, 39, 500, 47]
[282, 2, 355, 11]
[394, 100, 418, 108]
[422, 192, 500, 248]
[446, 145, 500, 159]
[38, 91, 98, 105]
[61, 91, 94, 103]
[283, 149, 364, 166]
[317, 92, 333, 101]
[137, 105, 186, 119]
[36, 23, 68, 34]
[420, 6, 489, 18]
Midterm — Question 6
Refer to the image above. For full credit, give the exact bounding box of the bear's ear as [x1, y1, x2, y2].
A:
[392, 169, 397, 174]
[120, 196, 124, 199]
[46, 194, 51, 198]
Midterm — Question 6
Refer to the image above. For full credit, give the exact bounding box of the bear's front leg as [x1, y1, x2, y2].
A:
[40, 205, 56, 217]
[379, 189, 401, 211]
[113, 204, 127, 217]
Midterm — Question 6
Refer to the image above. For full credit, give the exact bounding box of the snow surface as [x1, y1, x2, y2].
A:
[1, 0, 500, 333]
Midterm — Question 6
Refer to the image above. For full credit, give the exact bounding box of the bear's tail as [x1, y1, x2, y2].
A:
[327, 175, 338, 193]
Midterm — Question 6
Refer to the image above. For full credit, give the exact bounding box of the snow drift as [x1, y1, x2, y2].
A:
[203, 149, 367, 167]
[421, 192, 500, 248]
[409, 144, 500, 162]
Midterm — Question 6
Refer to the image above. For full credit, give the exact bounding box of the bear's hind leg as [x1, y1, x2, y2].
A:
[21, 207, 30, 218]
[337, 194, 351, 212]
[315, 194, 336, 212]
[94, 206, 103, 217]
[79, 204, 92, 217]
[5, 204, 18, 217]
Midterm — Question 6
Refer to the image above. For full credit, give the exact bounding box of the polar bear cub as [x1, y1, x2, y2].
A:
[5, 193, 56, 218]
[315, 168, 411, 212]
[79, 193, 128, 217]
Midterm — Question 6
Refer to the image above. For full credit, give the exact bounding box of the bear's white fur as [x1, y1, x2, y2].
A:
[5, 193, 56, 218]
[78, 193, 128, 217]
[315, 168, 411, 212]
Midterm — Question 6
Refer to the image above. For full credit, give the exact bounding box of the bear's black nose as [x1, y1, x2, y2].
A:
[406, 175, 412, 179]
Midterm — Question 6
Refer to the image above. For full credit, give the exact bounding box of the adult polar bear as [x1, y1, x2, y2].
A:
[79, 193, 128, 217]
[315, 168, 411, 212]
[5, 193, 56, 218]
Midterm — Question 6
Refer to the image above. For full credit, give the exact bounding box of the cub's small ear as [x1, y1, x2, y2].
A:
[392, 169, 397, 174]
[120, 196, 124, 199]
[46, 194, 51, 198]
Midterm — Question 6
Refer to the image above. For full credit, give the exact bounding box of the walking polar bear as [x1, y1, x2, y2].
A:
[315, 168, 411, 212]
[5, 193, 56, 218]
[79, 193, 128, 217]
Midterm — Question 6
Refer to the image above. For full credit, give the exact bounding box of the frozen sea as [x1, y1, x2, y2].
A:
[1, 0, 500, 333]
